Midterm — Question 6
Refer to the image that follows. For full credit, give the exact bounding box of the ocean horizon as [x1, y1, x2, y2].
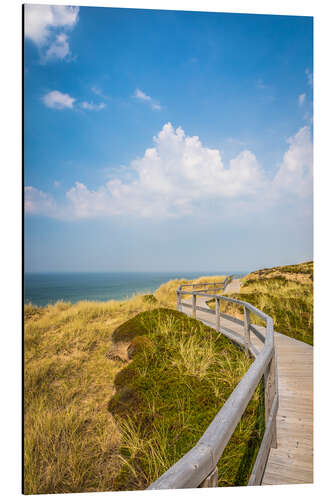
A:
[24, 271, 247, 307]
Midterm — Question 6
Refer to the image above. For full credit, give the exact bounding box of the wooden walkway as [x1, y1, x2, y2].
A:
[182, 281, 313, 486]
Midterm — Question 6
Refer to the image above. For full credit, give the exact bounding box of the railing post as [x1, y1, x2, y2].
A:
[215, 298, 220, 332]
[264, 351, 278, 449]
[177, 290, 181, 312]
[199, 466, 218, 487]
[243, 306, 250, 356]
[192, 293, 197, 319]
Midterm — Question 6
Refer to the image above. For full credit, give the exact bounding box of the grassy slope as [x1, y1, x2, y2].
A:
[25, 275, 263, 493]
[108, 308, 264, 489]
[210, 261, 313, 345]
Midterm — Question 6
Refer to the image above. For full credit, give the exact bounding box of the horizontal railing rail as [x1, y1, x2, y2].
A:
[148, 277, 278, 489]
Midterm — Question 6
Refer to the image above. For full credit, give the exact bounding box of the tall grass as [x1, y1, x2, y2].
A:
[24, 273, 261, 494]
[24, 293, 158, 494]
[154, 275, 226, 307]
[109, 308, 264, 489]
[213, 262, 313, 345]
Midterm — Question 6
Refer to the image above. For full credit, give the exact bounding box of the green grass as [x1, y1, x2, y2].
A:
[24, 294, 157, 494]
[24, 274, 263, 494]
[108, 308, 264, 489]
[209, 261, 313, 345]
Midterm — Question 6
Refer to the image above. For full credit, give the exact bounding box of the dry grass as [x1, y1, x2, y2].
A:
[108, 308, 263, 489]
[209, 261, 313, 345]
[154, 275, 226, 307]
[24, 294, 158, 494]
[24, 273, 261, 494]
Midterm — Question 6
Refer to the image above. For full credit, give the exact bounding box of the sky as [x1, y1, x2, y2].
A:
[24, 4, 313, 272]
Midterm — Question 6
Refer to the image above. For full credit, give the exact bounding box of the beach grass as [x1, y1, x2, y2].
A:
[208, 261, 313, 345]
[24, 273, 263, 493]
[108, 308, 264, 489]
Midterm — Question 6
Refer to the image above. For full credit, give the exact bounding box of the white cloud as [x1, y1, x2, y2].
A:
[134, 89, 151, 101]
[43, 90, 76, 109]
[24, 5, 79, 60]
[305, 68, 313, 87]
[133, 89, 162, 111]
[25, 123, 313, 220]
[273, 126, 313, 198]
[24, 187, 57, 216]
[80, 101, 106, 111]
[45, 33, 70, 60]
[298, 93, 306, 106]
[42, 91, 106, 111]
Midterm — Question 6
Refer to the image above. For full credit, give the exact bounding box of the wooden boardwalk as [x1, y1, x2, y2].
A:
[182, 281, 313, 486]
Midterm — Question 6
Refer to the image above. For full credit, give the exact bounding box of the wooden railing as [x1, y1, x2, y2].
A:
[147, 278, 278, 489]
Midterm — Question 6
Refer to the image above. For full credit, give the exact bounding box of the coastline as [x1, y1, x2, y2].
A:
[24, 271, 246, 307]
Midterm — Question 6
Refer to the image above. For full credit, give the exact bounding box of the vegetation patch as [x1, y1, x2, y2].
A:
[154, 275, 226, 308]
[108, 308, 264, 490]
[24, 274, 263, 494]
[142, 294, 158, 304]
[24, 293, 160, 494]
[209, 261, 313, 345]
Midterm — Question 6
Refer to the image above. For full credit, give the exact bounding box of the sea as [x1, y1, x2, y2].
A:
[24, 271, 247, 307]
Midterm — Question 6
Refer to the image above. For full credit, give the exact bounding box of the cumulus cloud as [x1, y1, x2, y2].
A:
[298, 93, 306, 106]
[24, 5, 79, 61]
[25, 186, 58, 216]
[80, 101, 106, 111]
[45, 33, 70, 60]
[133, 89, 162, 111]
[42, 90, 106, 111]
[273, 126, 313, 198]
[43, 90, 76, 109]
[25, 123, 313, 220]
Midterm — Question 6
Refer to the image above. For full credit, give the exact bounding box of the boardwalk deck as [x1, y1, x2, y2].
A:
[182, 281, 313, 486]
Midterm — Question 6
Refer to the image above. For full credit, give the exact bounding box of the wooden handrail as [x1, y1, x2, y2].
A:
[147, 277, 278, 489]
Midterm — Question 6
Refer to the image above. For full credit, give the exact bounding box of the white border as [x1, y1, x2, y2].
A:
[2, 1, 332, 499]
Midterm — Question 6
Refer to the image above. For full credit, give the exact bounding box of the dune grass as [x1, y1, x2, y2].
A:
[24, 294, 156, 494]
[154, 275, 226, 307]
[108, 308, 264, 489]
[24, 273, 263, 493]
[209, 261, 313, 345]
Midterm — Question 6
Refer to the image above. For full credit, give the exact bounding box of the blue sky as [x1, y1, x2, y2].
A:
[24, 5, 313, 272]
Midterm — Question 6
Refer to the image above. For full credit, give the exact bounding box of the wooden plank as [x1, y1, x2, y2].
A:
[248, 394, 278, 485]
[195, 305, 215, 315]
[262, 462, 313, 483]
[220, 312, 244, 327]
[192, 294, 197, 319]
[244, 306, 250, 355]
[215, 298, 220, 333]
[180, 282, 225, 288]
[220, 326, 247, 347]
[264, 356, 277, 448]
[249, 344, 259, 358]
[180, 301, 191, 309]
[250, 324, 266, 344]
[262, 330, 313, 485]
